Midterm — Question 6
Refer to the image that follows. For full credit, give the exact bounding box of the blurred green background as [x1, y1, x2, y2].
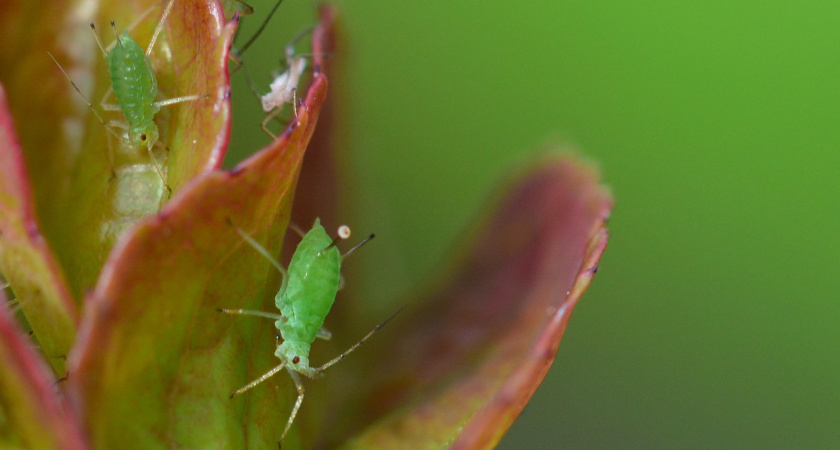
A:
[227, 0, 840, 448]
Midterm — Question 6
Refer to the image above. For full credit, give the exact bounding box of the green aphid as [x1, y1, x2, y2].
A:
[221, 219, 401, 445]
[49, 0, 205, 196]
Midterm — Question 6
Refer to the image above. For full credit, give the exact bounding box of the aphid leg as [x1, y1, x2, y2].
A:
[217, 308, 286, 324]
[146, 140, 173, 197]
[146, 0, 176, 57]
[231, 0, 286, 71]
[98, 86, 121, 111]
[95, 89, 124, 174]
[151, 94, 209, 108]
[48, 52, 126, 180]
[230, 361, 286, 398]
[5, 298, 21, 314]
[261, 108, 281, 139]
[243, 64, 264, 99]
[288, 223, 306, 239]
[231, 225, 290, 296]
[284, 27, 316, 64]
[279, 368, 305, 444]
[48, 53, 122, 143]
[312, 306, 406, 373]
[143, 0, 210, 110]
[316, 327, 332, 340]
[92, 4, 159, 54]
[291, 88, 298, 118]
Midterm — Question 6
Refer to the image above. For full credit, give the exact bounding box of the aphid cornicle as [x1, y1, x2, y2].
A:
[49, 0, 205, 196]
[220, 218, 400, 445]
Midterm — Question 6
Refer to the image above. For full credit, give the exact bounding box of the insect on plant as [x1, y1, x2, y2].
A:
[48, 0, 206, 197]
[258, 35, 308, 138]
[222, 0, 316, 138]
[220, 219, 402, 445]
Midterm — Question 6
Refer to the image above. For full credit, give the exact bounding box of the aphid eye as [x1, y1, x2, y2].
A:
[292, 356, 300, 364]
[140, 133, 147, 141]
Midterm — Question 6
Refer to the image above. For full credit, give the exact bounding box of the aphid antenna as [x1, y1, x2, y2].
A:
[319, 225, 352, 254]
[89, 23, 109, 56]
[284, 26, 315, 57]
[47, 53, 129, 147]
[282, 51, 334, 67]
[313, 304, 407, 373]
[342, 233, 376, 260]
[109, 21, 124, 49]
[236, 0, 286, 59]
[93, 1, 160, 55]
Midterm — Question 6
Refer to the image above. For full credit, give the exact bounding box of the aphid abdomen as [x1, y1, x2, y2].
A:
[277, 219, 342, 347]
[108, 32, 160, 145]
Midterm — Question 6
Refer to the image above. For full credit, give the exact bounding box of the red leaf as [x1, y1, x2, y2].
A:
[0, 290, 86, 449]
[331, 156, 612, 449]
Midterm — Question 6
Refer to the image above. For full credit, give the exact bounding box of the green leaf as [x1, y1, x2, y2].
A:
[0, 84, 77, 376]
[0, 0, 235, 303]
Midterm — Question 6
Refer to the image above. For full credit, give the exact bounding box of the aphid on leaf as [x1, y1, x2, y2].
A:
[259, 47, 306, 137]
[49, 0, 206, 197]
[220, 219, 402, 445]
[255, 27, 314, 138]
[223, 0, 316, 138]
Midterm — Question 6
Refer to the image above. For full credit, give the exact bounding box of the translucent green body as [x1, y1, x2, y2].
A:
[275, 219, 341, 374]
[108, 32, 160, 149]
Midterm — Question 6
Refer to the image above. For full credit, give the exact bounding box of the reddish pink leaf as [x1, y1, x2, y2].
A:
[0, 290, 86, 449]
[327, 156, 612, 449]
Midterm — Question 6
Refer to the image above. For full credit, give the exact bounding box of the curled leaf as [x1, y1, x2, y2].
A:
[329, 156, 612, 449]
